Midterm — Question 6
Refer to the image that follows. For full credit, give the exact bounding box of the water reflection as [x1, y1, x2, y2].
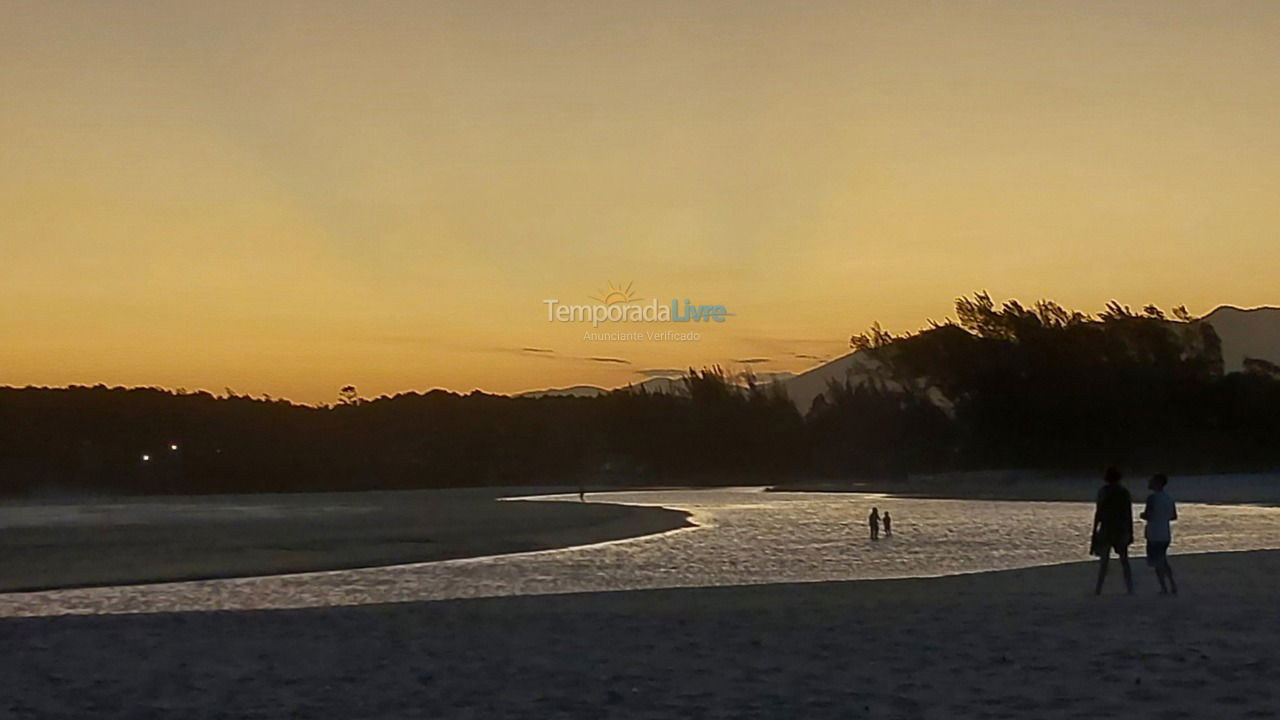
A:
[3, 488, 1279, 617]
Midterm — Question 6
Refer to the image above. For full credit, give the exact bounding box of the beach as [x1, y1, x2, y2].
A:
[4, 485, 1279, 718]
[3, 550, 1278, 719]
[0, 488, 691, 592]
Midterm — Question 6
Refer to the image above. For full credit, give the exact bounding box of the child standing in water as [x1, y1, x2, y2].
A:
[869, 507, 881, 540]
[882, 511, 892, 537]
[1140, 473, 1179, 595]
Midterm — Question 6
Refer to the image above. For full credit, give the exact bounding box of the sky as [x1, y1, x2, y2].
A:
[3, 1, 1279, 404]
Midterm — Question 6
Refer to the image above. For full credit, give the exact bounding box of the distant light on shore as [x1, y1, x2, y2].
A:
[141, 454, 151, 462]
[169, 444, 179, 451]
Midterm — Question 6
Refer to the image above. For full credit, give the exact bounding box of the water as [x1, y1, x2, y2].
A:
[0, 500, 374, 528]
[2, 488, 1279, 617]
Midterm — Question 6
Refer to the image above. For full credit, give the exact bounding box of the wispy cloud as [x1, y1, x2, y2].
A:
[731, 334, 845, 347]
[733, 357, 771, 365]
[588, 356, 631, 365]
[635, 368, 685, 378]
[479, 346, 561, 359]
[726, 335, 847, 365]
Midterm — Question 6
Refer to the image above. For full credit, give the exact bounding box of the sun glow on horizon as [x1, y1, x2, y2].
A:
[3, 1, 1280, 403]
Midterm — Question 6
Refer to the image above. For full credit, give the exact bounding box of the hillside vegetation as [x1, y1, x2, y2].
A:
[3, 294, 1278, 495]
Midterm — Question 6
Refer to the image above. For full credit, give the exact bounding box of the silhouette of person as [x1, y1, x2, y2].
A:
[869, 507, 881, 541]
[1092, 466, 1134, 595]
[578, 486, 586, 503]
[883, 511, 893, 537]
[1140, 473, 1179, 595]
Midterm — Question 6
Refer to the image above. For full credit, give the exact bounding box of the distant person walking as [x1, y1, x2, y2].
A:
[578, 486, 586, 503]
[1092, 466, 1134, 595]
[869, 507, 881, 541]
[882, 511, 893, 537]
[1140, 473, 1179, 595]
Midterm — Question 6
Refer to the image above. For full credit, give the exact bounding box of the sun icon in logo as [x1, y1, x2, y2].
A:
[591, 281, 640, 305]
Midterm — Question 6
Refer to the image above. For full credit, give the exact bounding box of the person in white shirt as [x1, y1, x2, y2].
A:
[1140, 473, 1179, 595]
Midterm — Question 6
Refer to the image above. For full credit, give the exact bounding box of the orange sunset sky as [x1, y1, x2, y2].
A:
[3, 1, 1279, 403]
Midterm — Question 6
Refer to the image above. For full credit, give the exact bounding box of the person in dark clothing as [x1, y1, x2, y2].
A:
[882, 511, 892, 537]
[869, 507, 881, 541]
[1092, 466, 1134, 595]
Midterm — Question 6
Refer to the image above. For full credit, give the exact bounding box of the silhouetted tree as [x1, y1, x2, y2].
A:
[1, 294, 1276, 495]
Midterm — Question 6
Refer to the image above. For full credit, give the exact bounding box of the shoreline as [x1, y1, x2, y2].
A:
[768, 471, 1280, 504]
[5, 550, 1278, 718]
[0, 488, 693, 593]
[6, 477, 1277, 602]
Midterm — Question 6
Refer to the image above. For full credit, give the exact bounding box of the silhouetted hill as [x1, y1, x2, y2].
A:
[779, 352, 879, 414]
[784, 302, 1277, 415]
[516, 373, 788, 399]
[516, 376, 690, 399]
[1204, 305, 1280, 373]
[517, 385, 608, 399]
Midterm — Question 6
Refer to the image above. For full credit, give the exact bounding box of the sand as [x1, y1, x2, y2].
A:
[3, 550, 1277, 719]
[0, 488, 690, 592]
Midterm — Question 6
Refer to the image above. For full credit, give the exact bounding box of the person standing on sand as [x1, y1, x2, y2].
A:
[578, 486, 586, 502]
[1140, 473, 1179, 595]
[882, 511, 893, 537]
[1092, 466, 1134, 595]
[869, 507, 881, 541]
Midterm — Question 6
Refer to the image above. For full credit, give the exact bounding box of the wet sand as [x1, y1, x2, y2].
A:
[0, 488, 691, 592]
[3, 550, 1277, 719]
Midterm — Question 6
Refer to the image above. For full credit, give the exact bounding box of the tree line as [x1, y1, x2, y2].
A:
[2, 294, 1278, 496]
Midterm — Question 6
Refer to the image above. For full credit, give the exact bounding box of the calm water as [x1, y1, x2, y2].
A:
[0, 499, 373, 528]
[2, 488, 1279, 617]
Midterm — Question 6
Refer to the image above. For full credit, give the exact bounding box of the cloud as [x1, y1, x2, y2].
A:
[478, 346, 561, 358]
[635, 368, 685, 378]
[725, 335, 847, 364]
[731, 334, 845, 347]
[587, 356, 631, 365]
[733, 357, 771, 364]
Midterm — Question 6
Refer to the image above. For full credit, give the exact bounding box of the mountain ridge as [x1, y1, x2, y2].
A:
[514, 305, 1280, 411]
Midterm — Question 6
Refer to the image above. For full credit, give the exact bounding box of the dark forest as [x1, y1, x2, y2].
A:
[4, 295, 1279, 496]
